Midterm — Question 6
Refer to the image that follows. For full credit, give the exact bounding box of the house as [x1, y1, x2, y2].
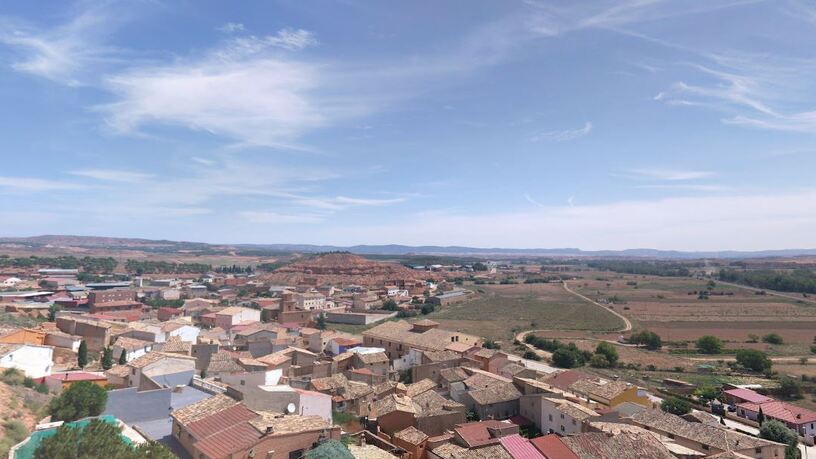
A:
[737, 400, 816, 439]
[627, 408, 784, 458]
[116, 351, 197, 390]
[170, 394, 340, 459]
[452, 370, 521, 420]
[363, 320, 481, 360]
[330, 336, 363, 355]
[112, 336, 153, 362]
[293, 292, 326, 310]
[231, 384, 333, 424]
[560, 431, 675, 459]
[56, 315, 118, 351]
[392, 426, 428, 459]
[568, 376, 651, 408]
[215, 306, 261, 330]
[88, 289, 143, 314]
[43, 371, 108, 393]
[44, 330, 82, 352]
[723, 387, 774, 406]
[0, 328, 46, 345]
[529, 434, 579, 459]
[520, 393, 599, 435]
[0, 343, 53, 378]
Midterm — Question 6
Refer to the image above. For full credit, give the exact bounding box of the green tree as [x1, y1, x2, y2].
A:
[77, 340, 88, 369]
[696, 335, 723, 354]
[694, 385, 720, 403]
[305, 440, 354, 459]
[630, 330, 662, 350]
[48, 304, 61, 322]
[736, 349, 772, 372]
[35, 418, 175, 459]
[483, 339, 500, 350]
[660, 397, 692, 415]
[382, 299, 398, 311]
[466, 410, 480, 422]
[757, 406, 765, 425]
[762, 333, 784, 345]
[315, 312, 327, 330]
[49, 381, 108, 422]
[101, 347, 113, 370]
[589, 354, 611, 368]
[552, 348, 577, 368]
[779, 377, 803, 399]
[118, 349, 127, 365]
[759, 419, 801, 459]
[594, 342, 619, 367]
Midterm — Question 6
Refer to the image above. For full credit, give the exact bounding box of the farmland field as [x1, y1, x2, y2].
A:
[573, 272, 816, 346]
[424, 282, 626, 342]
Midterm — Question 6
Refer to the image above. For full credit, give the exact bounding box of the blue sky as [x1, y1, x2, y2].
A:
[0, 0, 815, 250]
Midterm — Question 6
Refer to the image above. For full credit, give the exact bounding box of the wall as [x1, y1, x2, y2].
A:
[0, 329, 45, 345]
[104, 387, 172, 424]
[44, 333, 80, 352]
[169, 326, 200, 343]
[416, 411, 466, 437]
[0, 345, 53, 378]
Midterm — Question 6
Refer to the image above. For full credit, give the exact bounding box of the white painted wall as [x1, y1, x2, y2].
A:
[168, 325, 200, 343]
[0, 345, 53, 378]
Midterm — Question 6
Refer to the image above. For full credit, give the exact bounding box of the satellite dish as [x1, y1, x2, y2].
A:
[286, 403, 296, 414]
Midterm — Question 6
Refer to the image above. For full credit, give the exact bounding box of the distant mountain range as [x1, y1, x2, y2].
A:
[2, 235, 816, 259]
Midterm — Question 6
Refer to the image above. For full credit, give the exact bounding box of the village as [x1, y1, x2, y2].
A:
[0, 252, 811, 459]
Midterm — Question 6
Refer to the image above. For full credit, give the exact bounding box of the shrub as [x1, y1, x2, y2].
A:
[779, 377, 803, 400]
[762, 333, 784, 345]
[736, 349, 772, 373]
[49, 381, 108, 422]
[552, 348, 577, 368]
[696, 335, 723, 354]
[660, 397, 691, 415]
[523, 351, 541, 361]
[589, 354, 611, 368]
[594, 342, 619, 367]
[759, 420, 800, 459]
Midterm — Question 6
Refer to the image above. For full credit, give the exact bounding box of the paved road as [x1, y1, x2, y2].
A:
[562, 280, 632, 332]
[717, 280, 816, 305]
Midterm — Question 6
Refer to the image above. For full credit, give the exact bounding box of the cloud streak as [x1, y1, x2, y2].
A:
[531, 122, 592, 142]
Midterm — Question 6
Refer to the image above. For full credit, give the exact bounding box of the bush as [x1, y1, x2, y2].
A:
[660, 397, 691, 415]
[49, 381, 108, 422]
[762, 333, 784, 345]
[305, 440, 353, 459]
[779, 377, 803, 399]
[589, 354, 611, 368]
[759, 420, 801, 459]
[696, 335, 723, 354]
[523, 351, 541, 361]
[736, 349, 772, 373]
[552, 348, 577, 368]
[594, 342, 619, 367]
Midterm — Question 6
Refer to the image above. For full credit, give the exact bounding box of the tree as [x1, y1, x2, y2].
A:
[594, 342, 619, 367]
[762, 333, 784, 345]
[759, 419, 801, 459]
[660, 397, 691, 416]
[757, 406, 765, 425]
[736, 349, 772, 372]
[48, 304, 61, 322]
[696, 335, 723, 354]
[466, 410, 480, 422]
[118, 349, 127, 365]
[552, 348, 577, 368]
[49, 381, 108, 422]
[315, 312, 327, 330]
[629, 330, 662, 350]
[694, 385, 720, 404]
[779, 376, 803, 399]
[382, 299, 398, 311]
[305, 440, 354, 459]
[35, 418, 175, 459]
[77, 340, 88, 369]
[420, 303, 435, 315]
[589, 354, 611, 368]
[483, 339, 500, 350]
[101, 347, 113, 370]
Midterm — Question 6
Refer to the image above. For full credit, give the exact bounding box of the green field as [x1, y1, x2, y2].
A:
[422, 283, 626, 342]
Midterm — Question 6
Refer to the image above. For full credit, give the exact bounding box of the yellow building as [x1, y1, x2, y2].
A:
[0, 328, 46, 345]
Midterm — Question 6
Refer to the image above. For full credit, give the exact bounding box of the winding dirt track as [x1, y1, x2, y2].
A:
[561, 280, 632, 332]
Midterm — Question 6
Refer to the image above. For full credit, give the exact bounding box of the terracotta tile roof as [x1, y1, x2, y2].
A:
[472, 348, 499, 359]
[445, 342, 476, 353]
[569, 378, 633, 401]
[630, 409, 779, 451]
[454, 420, 514, 448]
[498, 434, 546, 459]
[363, 320, 480, 352]
[723, 388, 773, 404]
[372, 394, 419, 417]
[432, 442, 512, 459]
[356, 351, 389, 365]
[413, 389, 464, 416]
[113, 336, 152, 351]
[157, 336, 191, 353]
[45, 372, 106, 383]
[128, 351, 195, 369]
[439, 367, 469, 383]
[530, 434, 579, 459]
[468, 381, 521, 406]
[105, 365, 130, 378]
[311, 374, 349, 392]
[394, 426, 428, 445]
[194, 420, 261, 459]
[540, 370, 591, 392]
[423, 350, 461, 362]
[172, 394, 238, 425]
[187, 403, 258, 440]
[248, 412, 331, 436]
[206, 351, 244, 373]
[561, 432, 675, 459]
[406, 378, 437, 397]
[737, 400, 816, 424]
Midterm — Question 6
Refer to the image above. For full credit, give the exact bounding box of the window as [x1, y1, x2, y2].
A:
[240, 380, 245, 385]
[548, 414, 553, 421]
[755, 448, 762, 453]
[560, 413, 565, 419]
[560, 425, 565, 432]
[572, 419, 576, 426]
[701, 445, 709, 451]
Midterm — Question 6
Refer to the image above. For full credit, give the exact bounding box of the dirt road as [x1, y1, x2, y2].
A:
[561, 280, 632, 332]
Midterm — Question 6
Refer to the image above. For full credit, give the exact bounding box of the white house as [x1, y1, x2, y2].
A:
[215, 307, 261, 329]
[0, 344, 54, 378]
[0, 277, 22, 288]
[112, 337, 153, 363]
[520, 394, 599, 436]
[162, 322, 200, 343]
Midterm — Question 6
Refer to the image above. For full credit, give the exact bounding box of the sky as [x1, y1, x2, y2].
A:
[0, 0, 815, 251]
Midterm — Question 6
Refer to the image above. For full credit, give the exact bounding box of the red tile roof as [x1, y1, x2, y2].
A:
[187, 403, 259, 440]
[454, 420, 513, 448]
[45, 372, 107, 383]
[530, 434, 580, 459]
[499, 434, 546, 459]
[542, 370, 591, 392]
[194, 421, 261, 459]
[737, 400, 816, 425]
[723, 388, 773, 404]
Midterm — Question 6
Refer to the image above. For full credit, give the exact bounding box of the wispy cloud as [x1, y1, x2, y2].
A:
[0, 176, 87, 192]
[524, 193, 546, 208]
[624, 168, 714, 181]
[69, 169, 153, 183]
[238, 211, 324, 224]
[531, 122, 592, 142]
[217, 22, 245, 33]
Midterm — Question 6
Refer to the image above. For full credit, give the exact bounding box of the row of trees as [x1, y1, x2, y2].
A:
[0, 255, 117, 273]
[523, 335, 618, 369]
[124, 260, 211, 274]
[719, 268, 816, 294]
[588, 260, 692, 277]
